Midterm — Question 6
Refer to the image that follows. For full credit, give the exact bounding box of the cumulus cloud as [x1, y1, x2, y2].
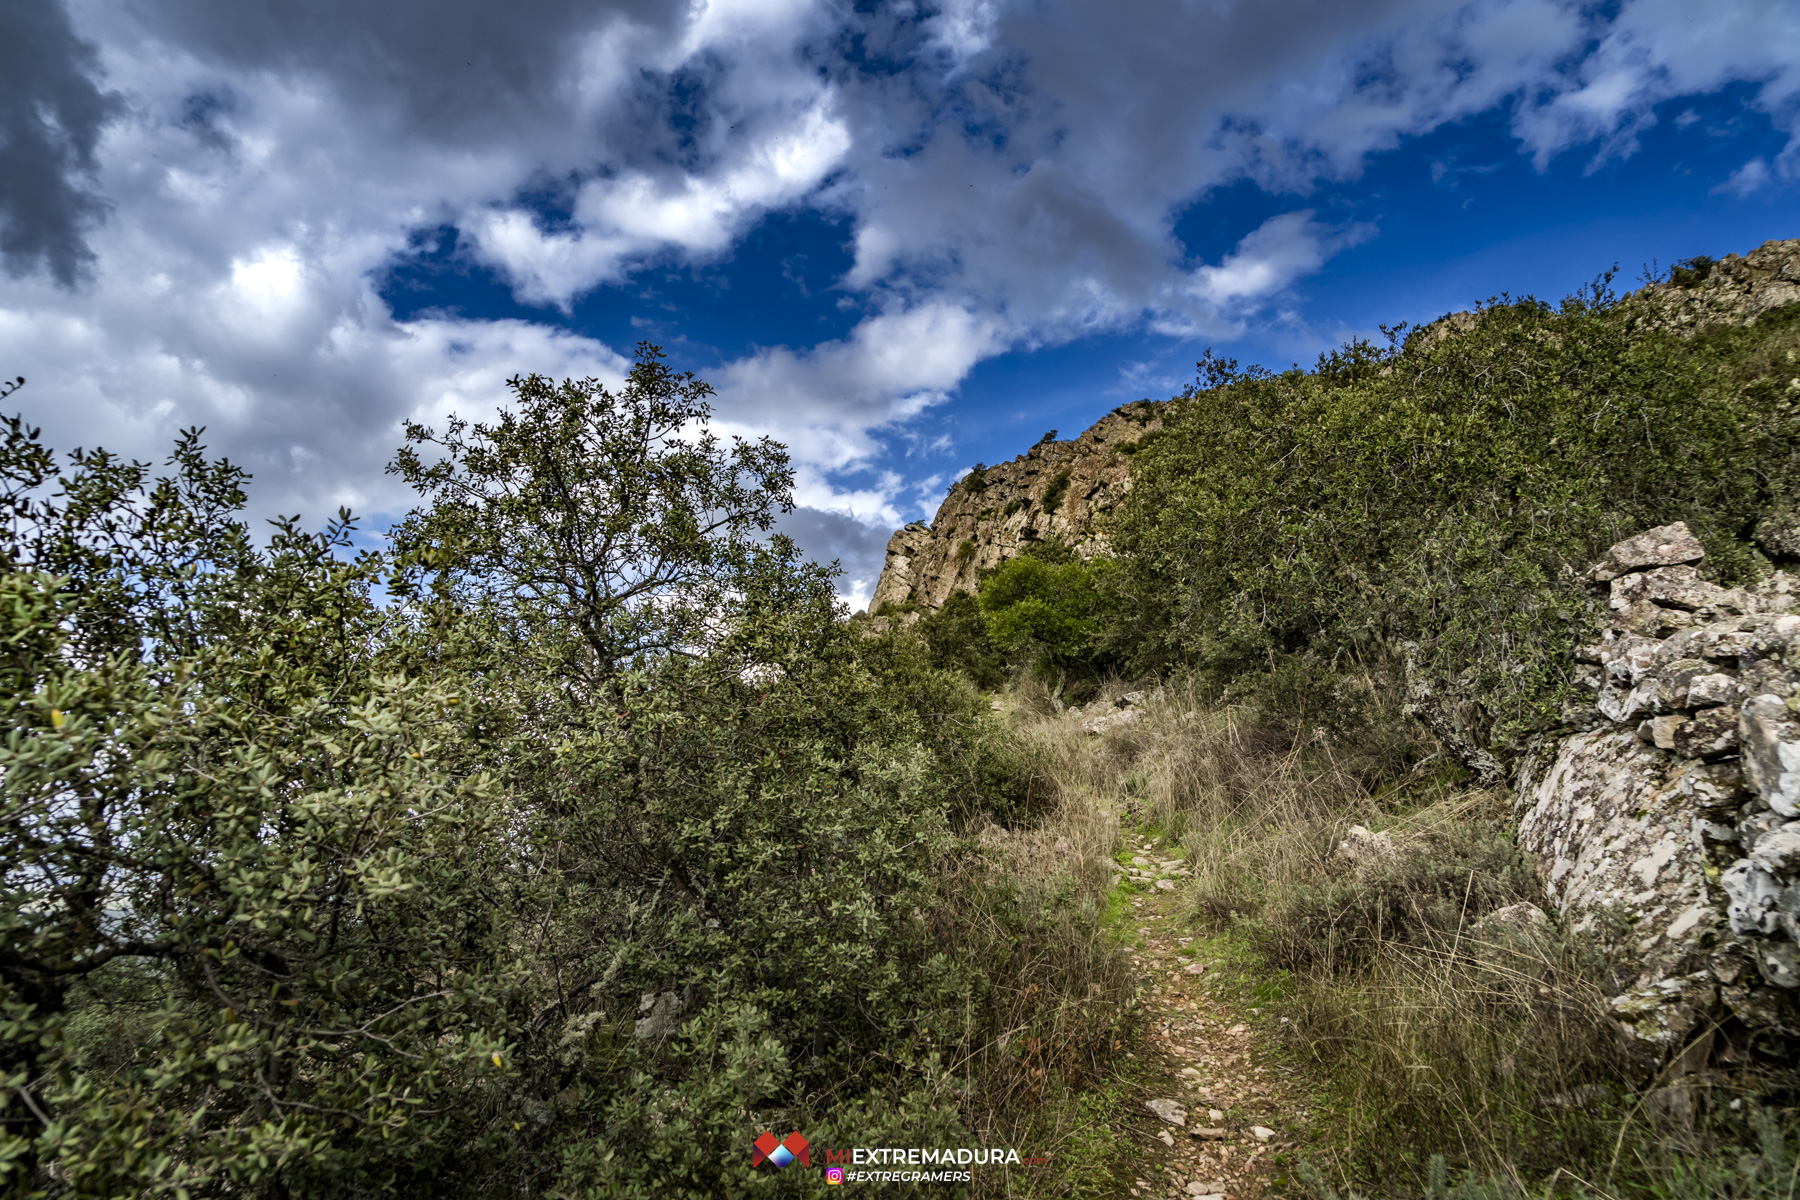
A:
[716, 303, 1007, 469]
[1185, 212, 1378, 312]
[470, 97, 853, 307]
[3, 0, 1798, 600]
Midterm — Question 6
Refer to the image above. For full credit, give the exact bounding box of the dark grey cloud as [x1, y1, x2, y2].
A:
[126, 0, 679, 144]
[0, 0, 116, 285]
[774, 504, 898, 609]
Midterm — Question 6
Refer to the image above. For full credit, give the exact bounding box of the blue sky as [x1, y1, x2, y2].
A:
[2, 0, 1798, 606]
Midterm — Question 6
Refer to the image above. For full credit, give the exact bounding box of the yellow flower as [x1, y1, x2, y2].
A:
[50, 709, 65, 729]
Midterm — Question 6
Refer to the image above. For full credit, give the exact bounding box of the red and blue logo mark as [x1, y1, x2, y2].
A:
[752, 1131, 810, 1169]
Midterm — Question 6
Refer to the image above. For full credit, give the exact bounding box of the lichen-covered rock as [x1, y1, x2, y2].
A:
[1473, 902, 1550, 934]
[1636, 238, 1800, 331]
[1588, 522, 1706, 582]
[1519, 525, 1800, 1061]
[1335, 825, 1400, 875]
[1082, 708, 1142, 736]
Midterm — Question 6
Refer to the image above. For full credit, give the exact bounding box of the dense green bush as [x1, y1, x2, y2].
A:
[1116, 289, 1800, 762]
[0, 348, 1082, 1197]
[918, 588, 1010, 690]
[977, 543, 1119, 682]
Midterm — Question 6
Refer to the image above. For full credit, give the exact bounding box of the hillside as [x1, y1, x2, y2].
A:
[873, 238, 1800, 619]
[859, 235, 1800, 1196]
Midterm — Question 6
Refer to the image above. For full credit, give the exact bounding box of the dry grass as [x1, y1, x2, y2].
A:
[992, 675, 1739, 1196]
[950, 674, 1800, 1197]
[930, 710, 1139, 1195]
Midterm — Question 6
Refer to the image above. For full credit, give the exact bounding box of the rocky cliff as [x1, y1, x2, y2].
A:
[868, 400, 1163, 614]
[1636, 237, 1800, 328]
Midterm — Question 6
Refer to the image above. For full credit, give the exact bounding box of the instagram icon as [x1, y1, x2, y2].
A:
[825, 1167, 845, 1185]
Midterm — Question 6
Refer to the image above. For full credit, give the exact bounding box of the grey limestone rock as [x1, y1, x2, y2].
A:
[1588, 522, 1706, 583]
[634, 990, 684, 1041]
[1520, 524, 1800, 1061]
[868, 402, 1162, 614]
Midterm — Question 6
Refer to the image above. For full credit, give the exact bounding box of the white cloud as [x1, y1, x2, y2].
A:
[1186, 212, 1377, 310]
[472, 96, 853, 306]
[1717, 157, 1774, 196]
[715, 302, 1007, 472]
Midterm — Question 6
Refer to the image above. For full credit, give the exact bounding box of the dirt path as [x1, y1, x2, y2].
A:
[1114, 834, 1313, 1200]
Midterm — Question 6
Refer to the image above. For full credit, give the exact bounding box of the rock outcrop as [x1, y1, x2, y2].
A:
[1517, 523, 1800, 1062]
[869, 402, 1162, 614]
[1636, 238, 1800, 329]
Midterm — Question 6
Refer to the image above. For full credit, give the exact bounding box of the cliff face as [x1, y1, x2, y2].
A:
[869, 400, 1163, 614]
[1517, 523, 1800, 1058]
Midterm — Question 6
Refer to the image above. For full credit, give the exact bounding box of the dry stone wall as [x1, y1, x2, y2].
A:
[868, 401, 1163, 614]
[1518, 523, 1800, 1061]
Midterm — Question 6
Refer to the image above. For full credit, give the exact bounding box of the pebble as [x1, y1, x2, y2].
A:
[1146, 1098, 1188, 1125]
[1250, 1126, 1276, 1142]
[1157, 1129, 1176, 1147]
[1191, 1127, 1228, 1140]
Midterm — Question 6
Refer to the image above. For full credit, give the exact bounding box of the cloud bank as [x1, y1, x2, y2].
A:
[2, 0, 1797, 600]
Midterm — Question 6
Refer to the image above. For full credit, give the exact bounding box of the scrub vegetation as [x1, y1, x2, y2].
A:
[9, 268, 1800, 1198]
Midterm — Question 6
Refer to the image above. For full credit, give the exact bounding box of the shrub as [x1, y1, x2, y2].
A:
[978, 546, 1118, 678]
[1116, 288, 1800, 763]
[0, 347, 1107, 1197]
[1040, 468, 1072, 514]
[919, 589, 1010, 691]
[1670, 255, 1717, 287]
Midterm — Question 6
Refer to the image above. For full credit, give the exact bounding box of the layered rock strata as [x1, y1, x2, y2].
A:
[868, 401, 1162, 614]
[1518, 523, 1800, 1060]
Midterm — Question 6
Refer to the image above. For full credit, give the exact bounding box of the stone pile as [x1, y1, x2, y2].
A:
[1517, 522, 1800, 1061]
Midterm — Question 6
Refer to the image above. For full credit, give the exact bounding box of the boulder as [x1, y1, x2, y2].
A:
[1083, 708, 1142, 736]
[1145, 1098, 1187, 1125]
[1473, 902, 1551, 935]
[1335, 825, 1399, 875]
[1518, 525, 1800, 1063]
[634, 990, 684, 1041]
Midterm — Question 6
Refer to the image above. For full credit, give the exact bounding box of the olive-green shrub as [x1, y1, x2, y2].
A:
[0, 347, 1090, 1198]
[1117, 290, 1800, 762]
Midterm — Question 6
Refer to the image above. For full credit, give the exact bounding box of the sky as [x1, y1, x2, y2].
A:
[2, 0, 1798, 609]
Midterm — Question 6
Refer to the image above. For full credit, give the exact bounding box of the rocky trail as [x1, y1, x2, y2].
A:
[1114, 834, 1312, 1200]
